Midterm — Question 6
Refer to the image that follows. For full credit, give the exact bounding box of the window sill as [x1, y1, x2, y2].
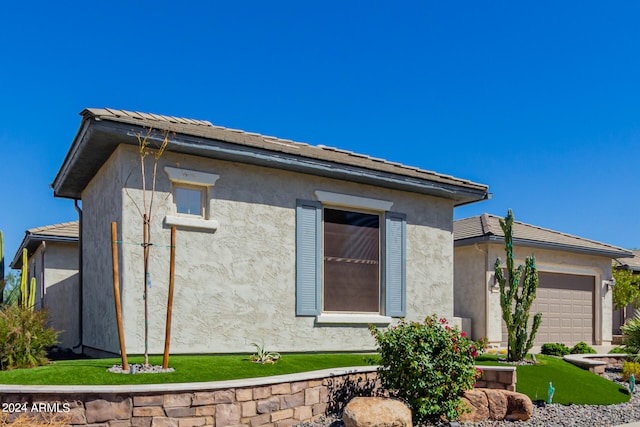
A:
[165, 215, 219, 232]
[315, 314, 392, 325]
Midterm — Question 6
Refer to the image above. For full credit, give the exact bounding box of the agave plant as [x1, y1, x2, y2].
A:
[250, 341, 281, 364]
[622, 313, 640, 362]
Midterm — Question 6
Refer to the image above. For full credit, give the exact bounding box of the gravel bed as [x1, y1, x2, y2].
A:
[296, 368, 639, 427]
[107, 364, 175, 374]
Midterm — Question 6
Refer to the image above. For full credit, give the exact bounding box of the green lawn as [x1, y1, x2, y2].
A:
[0, 353, 631, 407]
[0, 354, 376, 385]
[476, 354, 630, 405]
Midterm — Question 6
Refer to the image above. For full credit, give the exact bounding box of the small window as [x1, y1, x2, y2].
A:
[175, 186, 204, 216]
[164, 166, 220, 231]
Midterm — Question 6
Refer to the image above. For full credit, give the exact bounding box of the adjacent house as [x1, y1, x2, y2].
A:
[612, 250, 640, 335]
[51, 108, 489, 357]
[10, 221, 80, 351]
[454, 214, 633, 348]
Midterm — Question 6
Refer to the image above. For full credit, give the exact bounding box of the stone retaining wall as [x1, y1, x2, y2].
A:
[476, 366, 517, 391]
[0, 366, 514, 426]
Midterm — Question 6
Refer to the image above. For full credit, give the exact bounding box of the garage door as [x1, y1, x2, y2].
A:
[502, 272, 594, 346]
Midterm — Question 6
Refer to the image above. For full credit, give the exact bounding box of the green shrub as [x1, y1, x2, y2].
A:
[0, 305, 58, 370]
[622, 361, 640, 381]
[540, 343, 570, 356]
[621, 313, 640, 361]
[609, 346, 629, 354]
[570, 341, 596, 354]
[369, 315, 481, 423]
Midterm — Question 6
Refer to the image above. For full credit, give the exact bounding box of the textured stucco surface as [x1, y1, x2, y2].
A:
[42, 242, 80, 350]
[82, 145, 458, 354]
[82, 147, 125, 354]
[455, 242, 614, 346]
[23, 242, 80, 350]
[453, 245, 487, 340]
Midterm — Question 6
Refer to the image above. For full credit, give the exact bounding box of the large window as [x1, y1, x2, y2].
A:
[296, 194, 406, 321]
[323, 208, 380, 312]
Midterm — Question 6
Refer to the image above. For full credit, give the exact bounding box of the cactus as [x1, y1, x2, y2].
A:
[0, 230, 5, 304]
[20, 248, 28, 308]
[494, 209, 543, 362]
[28, 277, 36, 310]
[18, 248, 36, 311]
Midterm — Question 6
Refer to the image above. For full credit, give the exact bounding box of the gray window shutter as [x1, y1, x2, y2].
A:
[385, 212, 406, 317]
[296, 200, 322, 316]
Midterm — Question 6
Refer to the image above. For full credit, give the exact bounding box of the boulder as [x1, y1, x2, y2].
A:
[343, 397, 412, 427]
[459, 389, 533, 422]
[458, 390, 489, 422]
[484, 389, 508, 420]
[504, 390, 534, 421]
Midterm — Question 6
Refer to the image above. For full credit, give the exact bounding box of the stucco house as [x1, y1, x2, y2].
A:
[454, 214, 632, 348]
[51, 108, 489, 357]
[10, 221, 80, 351]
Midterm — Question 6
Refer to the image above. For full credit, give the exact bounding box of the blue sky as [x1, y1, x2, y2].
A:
[1, 1, 639, 266]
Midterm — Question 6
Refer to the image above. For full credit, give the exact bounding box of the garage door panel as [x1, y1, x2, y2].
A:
[502, 272, 594, 346]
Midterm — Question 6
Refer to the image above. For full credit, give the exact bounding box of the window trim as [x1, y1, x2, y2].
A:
[164, 166, 220, 231]
[295, 193, 406, 321]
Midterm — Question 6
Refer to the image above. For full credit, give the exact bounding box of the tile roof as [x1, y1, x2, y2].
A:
[10, 221, 79, 269]
[80, 108, 488, 193]
[26, 221, 79, 239]
[454, 213, 632, 258]
[615, 249, 640, 271]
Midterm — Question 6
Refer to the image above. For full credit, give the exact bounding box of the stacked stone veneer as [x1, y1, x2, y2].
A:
[0, 366, 514, 426]
[476, 366, 517, 391]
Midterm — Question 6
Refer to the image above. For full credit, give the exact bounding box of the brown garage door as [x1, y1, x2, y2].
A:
[502, 272, 594, 346]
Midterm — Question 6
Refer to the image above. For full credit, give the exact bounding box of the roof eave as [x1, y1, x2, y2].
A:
[53, 119, 490, 205]
[454, 235, 634, 259]
[10, 234, 79, 269]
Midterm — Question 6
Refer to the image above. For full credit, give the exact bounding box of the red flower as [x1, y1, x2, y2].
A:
[461, 331, 467, 337]
[445, 325, 451, 331]
[439, 317, 447, 324]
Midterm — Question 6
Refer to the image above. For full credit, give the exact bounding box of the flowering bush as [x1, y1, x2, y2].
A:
[369, 315, 483, 423]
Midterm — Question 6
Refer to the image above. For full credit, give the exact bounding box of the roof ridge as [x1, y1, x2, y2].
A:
[84, 108, 214, 127]
[28, 220, 79, 234]
[464, 213, 629, 253]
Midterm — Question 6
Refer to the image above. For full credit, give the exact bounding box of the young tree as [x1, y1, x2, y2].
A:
[494, 209, 542, 362]
[2, 272, 20, 305]
[612, 262, 640, 311]
[124, 128, 170, 367]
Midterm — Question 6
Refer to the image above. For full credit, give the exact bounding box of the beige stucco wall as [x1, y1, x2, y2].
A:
[453, 245, 487, 340]
[25, 242, 80, 351]
[82, 144, 457, 355]
[81, 147, 125, 354]
[455, 242, 614, 346]
[43, 242, 80, 350]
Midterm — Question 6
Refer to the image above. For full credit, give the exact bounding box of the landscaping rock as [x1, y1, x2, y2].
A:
[459, 389, 533, 422]
[458, 389, 489, 422]
[504, 390, 534, 421]
[342, 397, 412, 427]
[483, 388, 508, 420]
